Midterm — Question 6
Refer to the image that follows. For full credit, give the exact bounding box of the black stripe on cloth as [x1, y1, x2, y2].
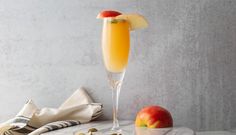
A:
[4, 123, 35, 134]
[65, 121, 76, 126]
[46, 125, 59, 131]
[65, 122, 72, 126]
[44, 120, 80, 130]
[92, 111, 102, 118]
[58, 123, 64, 128]
[25, 124, 37, 130]
[14, 125, 36, 132]
[41, 124, 69, 132]
[92, 114, 102, 119]
[12, 118, 29, 123]
[46, 121, 80, 130]
[45, 126, 51, 131]
[94, 109, 103, 113]
[46, 123, 64, 128]
[3, 130, 13, 135]
[92, 112, 102, 117]
[91, 114, 102, 120]
[8, 125, 18, 131]
[66, 120, 80, 125]
[92, 110, 102, 116]
[13, 127, 33, 133]
[62, 121, 69, 127]
[27, 120, 81, 135]
[59, 122, 67, 127]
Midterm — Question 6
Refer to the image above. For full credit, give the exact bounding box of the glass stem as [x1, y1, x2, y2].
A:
[107, 71, 125, 131]
[111, 81, 121, 130]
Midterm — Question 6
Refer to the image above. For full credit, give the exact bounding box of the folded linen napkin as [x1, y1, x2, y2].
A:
[0, 87, 103, 135]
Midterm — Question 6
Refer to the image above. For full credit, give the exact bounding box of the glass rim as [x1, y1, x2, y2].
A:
[103, 17, 127, 22]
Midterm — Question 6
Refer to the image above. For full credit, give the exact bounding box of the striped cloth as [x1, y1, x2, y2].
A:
[0, 87, 103, 135]
[28, 120, 80, 135]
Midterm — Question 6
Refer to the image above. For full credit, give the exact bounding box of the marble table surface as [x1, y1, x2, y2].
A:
[42, 121, 235, 135]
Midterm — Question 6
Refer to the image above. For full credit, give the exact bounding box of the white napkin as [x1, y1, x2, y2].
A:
[0, 87, 103, 135]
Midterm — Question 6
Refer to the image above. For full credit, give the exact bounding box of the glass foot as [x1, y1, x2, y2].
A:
[103, 129, 131, 135]
[101, 128, 131, 135]
[104, 129, 122, 134]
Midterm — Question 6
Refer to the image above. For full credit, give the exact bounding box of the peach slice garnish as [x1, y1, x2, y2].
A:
[116, 13, 148, 30]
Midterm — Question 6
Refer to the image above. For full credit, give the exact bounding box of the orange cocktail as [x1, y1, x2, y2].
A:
[102, 19, 130, 73]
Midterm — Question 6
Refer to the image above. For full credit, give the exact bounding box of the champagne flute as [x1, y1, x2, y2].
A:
[102, 17, 130, 133]
[98, 10, 148, 134]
